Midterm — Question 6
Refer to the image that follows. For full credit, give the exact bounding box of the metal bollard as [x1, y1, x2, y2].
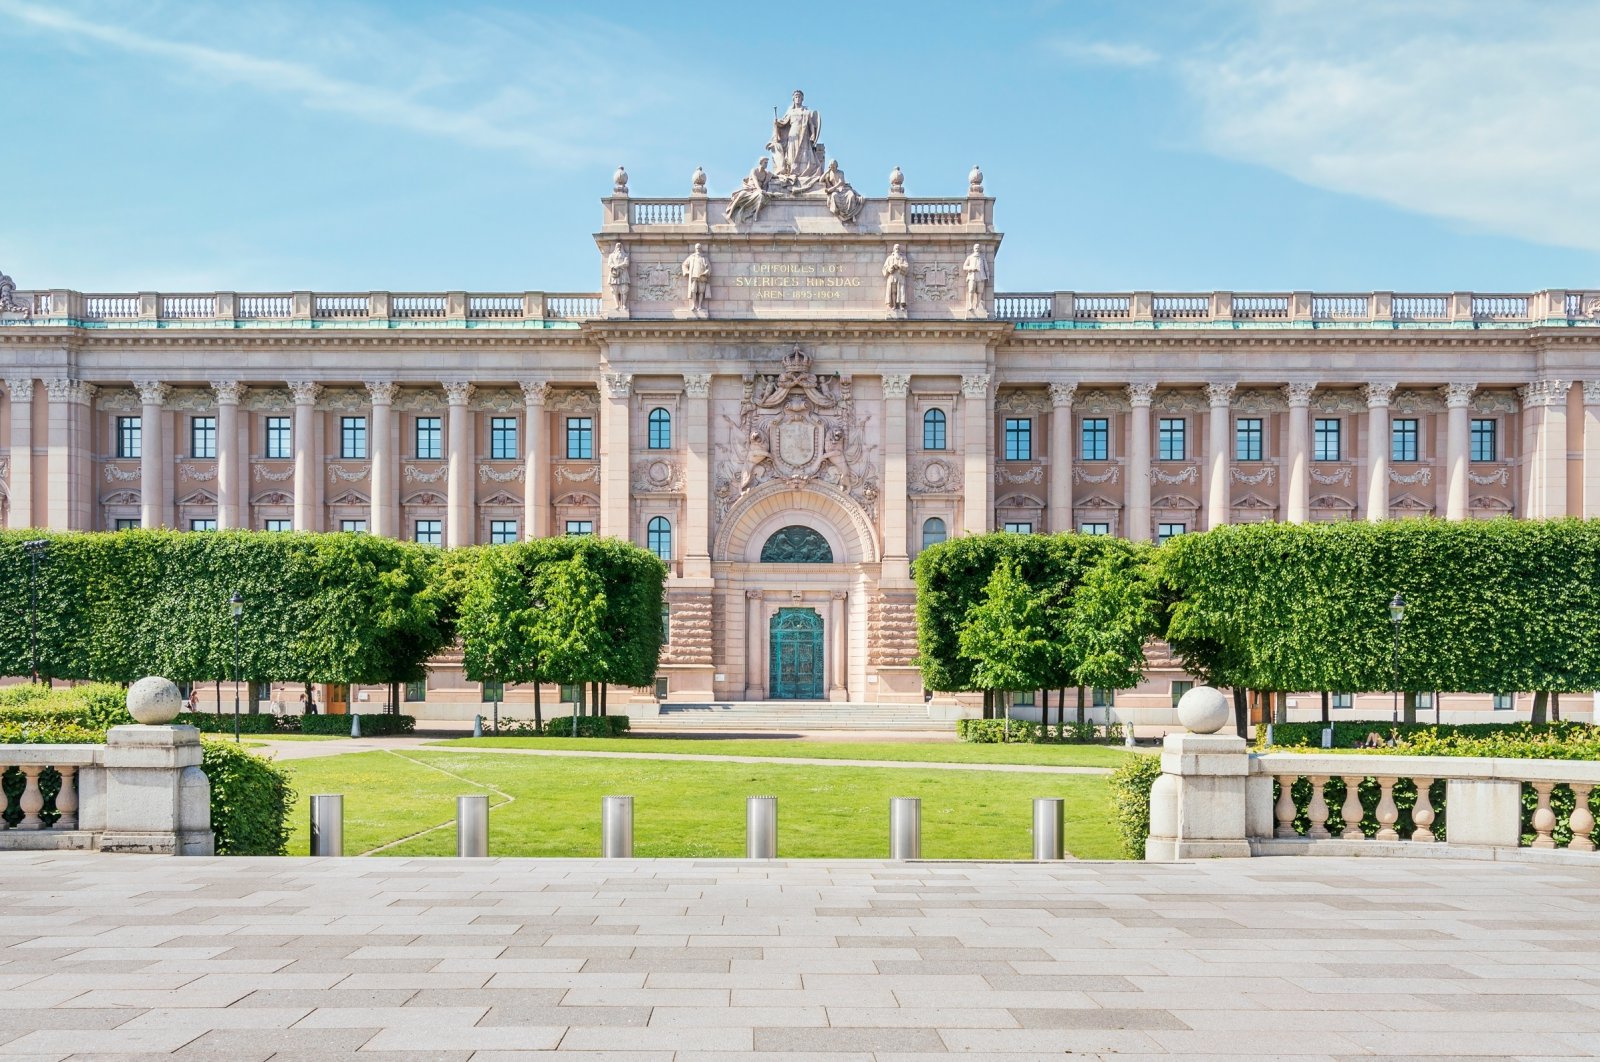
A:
[457, 794, 489, 857]
[1032, 797, 1065, 861]
[310, 794, 343, 856]
[889, 797, 921, 860]
[350, 713, 361, 738]
[746, 796, 778, 859]
[601, 795, 633, 858]
[473, 714, 483, 738]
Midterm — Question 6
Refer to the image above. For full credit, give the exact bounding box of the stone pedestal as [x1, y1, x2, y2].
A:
[100, 725, 213, 856]
[1145, 733, 1251, 861]
[1444, 779, 1522, 848]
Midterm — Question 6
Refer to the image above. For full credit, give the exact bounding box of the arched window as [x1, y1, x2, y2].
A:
[923, 408, 947, 450]
[648, 408, 672, 450]
[647, 516, 672, 561]
[760, 525, 834, 563]
[921, 517, 948, 550]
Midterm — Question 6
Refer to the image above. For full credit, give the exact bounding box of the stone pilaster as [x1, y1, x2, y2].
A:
[599, 372, 632, 539]
[1363, 382, 1396, 522]
[881, 374, 910, 580]
[1047, 381, 1076, 533]
[681, 373, 712, 579]
[1520, 378, 1571, 519]
[1284, 382, 1317, 523]
[443, 380, 475, 546]
[961, 373, 991, 536]
[830, 590, 847, 702]
[744, 590, 765, 700]
[1442, 382, 1477, 521]
[1584, 381, 1600, 519]
[364, 381, 397, 538]
[212, 381, 244, 530]
[520, 379, 550, 539]
[1126, 382, 1156, 542]
[134, 380, 170, 529]
[45, 379, 95, 531]
[287, 381, 322, 532]
[5, 377, 35, 529]
[1205, 381, 1236, 530]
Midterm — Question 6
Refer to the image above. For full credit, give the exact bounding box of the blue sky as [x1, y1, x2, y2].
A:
[3, 0, 1597, 294]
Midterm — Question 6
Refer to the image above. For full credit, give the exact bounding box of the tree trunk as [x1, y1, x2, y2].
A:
[1551, 690, 1562, 722]
[1531, 689, 1549, 725]
[1402, 690, 1418, 726]
[1319, 690, 1330, 727]
[1041, 688, 1049, 733]
[1233, 686, 1248, 739]
[533, 678, 543, 730]
[601, 682, 609, 718]
[578, 682, 587, 719]
[1273, 690, 1288, 726]
[1076, 685, 1086, 727]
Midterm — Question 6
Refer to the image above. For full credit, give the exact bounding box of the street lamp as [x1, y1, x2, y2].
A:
[23, 540, 48, 684]
[1389, 592, 1406, 725]
[230, 591, 244, 744]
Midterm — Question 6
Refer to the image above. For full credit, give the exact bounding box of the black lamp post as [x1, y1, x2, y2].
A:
[1389, 592, 1406, 725]
[23, 540, 48, 684]
[230, 591, 244, 744]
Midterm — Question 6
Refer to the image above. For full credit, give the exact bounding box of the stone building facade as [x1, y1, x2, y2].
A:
[3, 95, 1599, 720]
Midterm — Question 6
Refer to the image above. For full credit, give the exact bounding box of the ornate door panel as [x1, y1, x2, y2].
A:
[770, 607, 824, 700]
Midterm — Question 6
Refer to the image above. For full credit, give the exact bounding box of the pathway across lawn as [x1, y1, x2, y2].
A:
[438, 735, 1138, 768]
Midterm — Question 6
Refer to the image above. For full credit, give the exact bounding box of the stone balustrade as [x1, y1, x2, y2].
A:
[991, 289, 1599, 327]
[0, 746, 103, 848]
[0, 290, 602, 327]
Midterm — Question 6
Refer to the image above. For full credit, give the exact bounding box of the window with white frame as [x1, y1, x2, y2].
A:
[1492, 692, 1514, 710]
[1331, 692, 1353, 709]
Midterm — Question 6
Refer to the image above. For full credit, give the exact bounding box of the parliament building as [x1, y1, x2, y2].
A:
[3, 92, 1598, 723]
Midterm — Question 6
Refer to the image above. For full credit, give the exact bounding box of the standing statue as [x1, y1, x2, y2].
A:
[819, 427, 852, 487]
[725, 157, 774, 223]
[0, 269, 28, 316]
[768, 90, 825, 189]
[739, 430, 772, 493]
[605, 242, 630, 309]
[821, 159, 864, 223]
[681, 243, 711, 315]
[882, 244, 910, 312]
[963, 243, 990, 317]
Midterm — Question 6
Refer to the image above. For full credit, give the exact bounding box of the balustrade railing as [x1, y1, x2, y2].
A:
[1232, 295, 1289, 319]
[469, 295, 522, 318]
[631, 201, 686, 225]
[907, 200, 964, 225]
[83, 296, 139, 320]
[994, 293, 1052, 320]
[237, 295, 292, 319]
[1153, 295, 1209, 319]
[1312, 295, 1369, 320]
[1391, 295, 1449, 320]
[315, 296, 370, 319]
[391, 296, 446, 319]
[160, 296, 215, 320]
[1472, 295, 1530, 321]
[547, 294, 601, 320]
[1073, 295, 1130, 319]
[0, 747, 101, 838]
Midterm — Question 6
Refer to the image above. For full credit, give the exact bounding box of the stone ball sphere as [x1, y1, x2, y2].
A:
[127, 676, 182, 725]
[1177, 684, 1230, 735]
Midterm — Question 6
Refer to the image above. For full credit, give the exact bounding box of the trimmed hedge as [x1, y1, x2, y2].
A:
[540, 715, 631, 738]
[0, 683, 132, 728]
[177, 712, 284, 734]
[200, 739, 294, 856]
[956, 719, 1043, 744]
[1110, 754, 1164, 860]
[1263, 720, 1600, 751]
[300, 713, 415, 736]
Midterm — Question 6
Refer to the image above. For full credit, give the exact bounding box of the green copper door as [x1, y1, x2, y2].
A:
[770, 607, 824, 700]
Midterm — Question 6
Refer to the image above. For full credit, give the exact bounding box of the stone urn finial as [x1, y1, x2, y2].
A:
[1176, 684, 1230, 735]
[691, 165, 707, 195]
[612, 165, 629, 195]
[968, 164, 984, 195]
[127, 676, 182, 725]
[889, 166, 905, 195]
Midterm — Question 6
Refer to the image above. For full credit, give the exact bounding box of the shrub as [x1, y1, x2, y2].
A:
[1263, 720, 1600, 755]
[540, 715, 630, 737]
[0, 683, 132, 728]
[200, 739, 294, 856]
[1109, 754, 1164, 859]
[299, 713, 415, 736]
[177, 712, 285, 734]
[956, 719, 1042, 744]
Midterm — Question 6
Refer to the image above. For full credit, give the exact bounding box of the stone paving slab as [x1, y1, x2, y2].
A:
[0, 853, 1598, 1058]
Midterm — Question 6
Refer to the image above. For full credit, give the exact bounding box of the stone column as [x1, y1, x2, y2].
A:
[520, 379, 550, 539]
[1126, 382, 1155, 542]
[45, 380, 94, 531]
[1521, 378, 1571, 518]
[1284, 382, 1317, 523]
[1443, 382, 1477, 521]
[1585, 382, 1600, 518]
[1205, 382, 1236, 530]
[100, 724, 213, 856]
[829, 590, 847, 702]
[287, 381, 322, 531]
[1363, 381, 1396, 522]
[5, 378, 34, 529]
[682, 373, 712, 578]
[134, 380, 169, 528]
[882, 374, 910, 579]
[744, 590, 764, 700]
[961, 373, 991, 536]
[600, 372, 632, 540]
[444, 380, 475, 546]
[1047, 382, 1077, 533]
[212, 381, 243, 530]
[365, 381, 397, 537]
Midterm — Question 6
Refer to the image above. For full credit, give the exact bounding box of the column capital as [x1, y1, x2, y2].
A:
[960, 372, 990, 399]
[211, 380, 246, 406]
[1519, 378, 1571, 409]
[601, 371, 633, 399]
[442, 380, 475, 406]
[134, 379, 170, 407]
[1048, 381, 1078, 408]
[44, 379, 95, 404]
[1283, 382, 1317, 408]
[746, 589, 764, 600]
[519, 378, 551, 406]
[363, 380, 397, 405]
[1583, 381, 1600, 406]
[682, 372, 712, 399]
[1441, 382, 1478, 408]
[4, 377, 34, 403]
[1204, 381, 1237, 408]
[1126, 381, 1157, 407]
[1362, 381, 1398, 408]
[286, 380, 322, 406]
[831, 589, 847, 600]
[882, 373, 911, 399]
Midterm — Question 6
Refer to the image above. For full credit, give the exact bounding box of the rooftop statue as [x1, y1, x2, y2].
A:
[768, 89, 825, 191]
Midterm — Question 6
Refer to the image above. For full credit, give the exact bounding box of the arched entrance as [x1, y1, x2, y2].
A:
[770, 607, 825, 699]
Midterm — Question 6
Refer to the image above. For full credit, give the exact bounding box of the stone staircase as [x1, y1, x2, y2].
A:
[638, 701, 951, 731]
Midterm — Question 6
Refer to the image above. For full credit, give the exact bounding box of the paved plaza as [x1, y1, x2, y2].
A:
[0, 855, 1596, 1058]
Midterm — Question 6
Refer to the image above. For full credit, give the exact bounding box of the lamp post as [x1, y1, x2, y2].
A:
[23, 540, 48, 684]
[230, 591, 244, 744]
[1389, 592, 1406, 725]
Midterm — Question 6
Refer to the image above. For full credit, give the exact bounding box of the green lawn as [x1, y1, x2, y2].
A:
[433, 735, 1136, 768]
[242, 733, 345, 744]
[283, 748, 1122, 860]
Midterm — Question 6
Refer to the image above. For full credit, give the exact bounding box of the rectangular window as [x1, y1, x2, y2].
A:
[481, 679, 504, 703]
[1313, 418, 1341, 462]
[490, 417, 519, 461]
[1234, 418, 1262, 462]
[1157, 522, 1186, 544]
[250, 681, 272, 707]
[114, 518, 139, 531]
[1011, 690, 1035, 707]
[565, 520, 594, 536]
[265, 416, 291, 459]
[1092, 687, 1114, 708]
[116, 416, 142, 459]
[490, 519, 518, 544]
[1004, 417, 1032, 461]
[1471, 418, 1497, 462]
[415, 417, 442, 460]
[1331, 692, 1353, 710]
[1392, 418, 1419, 462]
[414, 519, 442, 545]
[654, 675, 669, 700]
[660, 604, 671, 645]
[1158, 417, 1186, 461]
[1079, 522, 1110, 535]
[340, 519, 367, 533]
[1492, 692, 1513, 711]
[1002, 521, 1033, 534]
[559, 683, 580, 704]
[1416, 691, 1434, 709]
[1080, 417, 1109, 461]
[1170, 680, 1194, 708]
[189, 518, 217, 532]
[340, 416, 367, 459]
[190, 416, 216, 459]
[404, 679, 427, 703]
[264, 519, 291, 533]
[566, 417, 594, 460]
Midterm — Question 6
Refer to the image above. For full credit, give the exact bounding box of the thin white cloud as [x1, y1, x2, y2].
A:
[1049, 38, 1160, 67]
[1179, 0, 1600, 253]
